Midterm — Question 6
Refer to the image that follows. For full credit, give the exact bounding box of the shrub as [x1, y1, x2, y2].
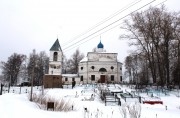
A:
[120, 102, 141, 118]
[28, 92, 76, 112]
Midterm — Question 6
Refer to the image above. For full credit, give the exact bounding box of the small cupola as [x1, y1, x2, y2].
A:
[97, 40, 104, 49]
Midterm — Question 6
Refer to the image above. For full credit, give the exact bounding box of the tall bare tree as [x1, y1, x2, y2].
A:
[1, 53, 26, 85]
[27, 49, 49, 86]
[65, 49, 84, 74]
[172, 14, 180, 88]
[121, 5, 180, 87]
[36, 51, 49, 85]
[125, 56, 133, 84]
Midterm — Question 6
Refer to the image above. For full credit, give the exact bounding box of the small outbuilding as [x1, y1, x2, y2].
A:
[43, 75, 63, 88]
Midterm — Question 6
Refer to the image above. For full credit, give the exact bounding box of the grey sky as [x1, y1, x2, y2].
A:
[0, 0, 180, 73]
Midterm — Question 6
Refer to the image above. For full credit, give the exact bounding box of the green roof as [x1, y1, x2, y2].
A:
[50, 39, 62, 51]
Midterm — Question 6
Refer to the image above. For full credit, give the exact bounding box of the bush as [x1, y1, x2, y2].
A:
[28, 92, 77, 112]
[120, 102, 141, 118]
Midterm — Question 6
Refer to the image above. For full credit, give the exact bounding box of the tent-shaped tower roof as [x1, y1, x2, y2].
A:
[50, 39, 62, 51]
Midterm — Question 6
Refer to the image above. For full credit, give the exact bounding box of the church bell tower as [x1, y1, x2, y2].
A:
[48, 39, 63, 75]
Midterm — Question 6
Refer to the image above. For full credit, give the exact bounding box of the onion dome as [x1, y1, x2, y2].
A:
[97, 40, 104, 49]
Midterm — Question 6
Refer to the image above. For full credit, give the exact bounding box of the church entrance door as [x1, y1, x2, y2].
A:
[100, 75, 105, 83]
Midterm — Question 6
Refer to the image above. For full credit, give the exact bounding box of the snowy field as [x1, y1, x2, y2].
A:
[0, 84, 180, 118]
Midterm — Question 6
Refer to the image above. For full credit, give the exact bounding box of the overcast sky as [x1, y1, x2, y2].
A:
[0, 0, 180, 73]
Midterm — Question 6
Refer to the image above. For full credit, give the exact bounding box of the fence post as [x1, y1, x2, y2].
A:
[0, 84, 4, 95]
[139, 96, 141, 103]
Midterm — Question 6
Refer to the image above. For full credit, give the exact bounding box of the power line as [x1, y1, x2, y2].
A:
[63, 0, 168, 53]
[62, 0, 142, 47]
[63, 0, 156, 52]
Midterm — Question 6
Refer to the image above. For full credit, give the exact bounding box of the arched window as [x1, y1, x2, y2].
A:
[53, 52, 58, 61]
[99, 68, 107, 72]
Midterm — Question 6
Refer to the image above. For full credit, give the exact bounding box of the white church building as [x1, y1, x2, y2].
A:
[44, 39, 123, 87]
[78, 41, 123, 84]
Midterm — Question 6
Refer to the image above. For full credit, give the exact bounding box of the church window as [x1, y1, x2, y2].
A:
[120, 76, 122, 81]
[80, 76, 83, 81]
[91, 75, 95, 81]
[111, 75, 114, 81]
[65, 77, 68, 81]
[81, 67, 83, 70]
[91, 66, 95, 70]
[120, 67, 122, 70]
[54, 66, 56, 69]
[111, 66, 114, 70]
[99, 68, 107, 72]
[53, 52, 58, 61]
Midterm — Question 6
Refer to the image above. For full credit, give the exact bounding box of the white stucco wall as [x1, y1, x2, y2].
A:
[79, 52, 122, 84]
[49, 51, 63, 75]
[62, 74, 82, 85]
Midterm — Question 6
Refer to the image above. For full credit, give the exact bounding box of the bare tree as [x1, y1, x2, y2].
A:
[125, 56, 133, 84]
[121, 5, 180, 87]
[172, 14, 180, 88]
[120, 103, 128, 118]
[27, 49, 38, 85]
[1, 53, 26, 85]
[127, 102, 141, 118]
[65, 49, 84, 74]
[62, 56, 73, 74]
[120, 102, 141, 118]
[62, 55, 69, 74]
[0, 75, 5, 84]
[36, 51, 49, 85]
[27, 49, 49, 86]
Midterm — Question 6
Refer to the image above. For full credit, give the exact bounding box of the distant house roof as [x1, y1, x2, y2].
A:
[50, 39, 62, 51]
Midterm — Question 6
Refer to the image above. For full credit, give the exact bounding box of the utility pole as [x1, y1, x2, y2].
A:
[30, 63, 35, 101]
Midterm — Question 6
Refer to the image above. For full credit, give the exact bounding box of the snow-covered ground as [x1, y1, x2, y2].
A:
[0, 84, 180, 118]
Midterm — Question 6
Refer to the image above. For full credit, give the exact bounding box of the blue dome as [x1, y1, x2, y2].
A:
[97, 41, 104, 48]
